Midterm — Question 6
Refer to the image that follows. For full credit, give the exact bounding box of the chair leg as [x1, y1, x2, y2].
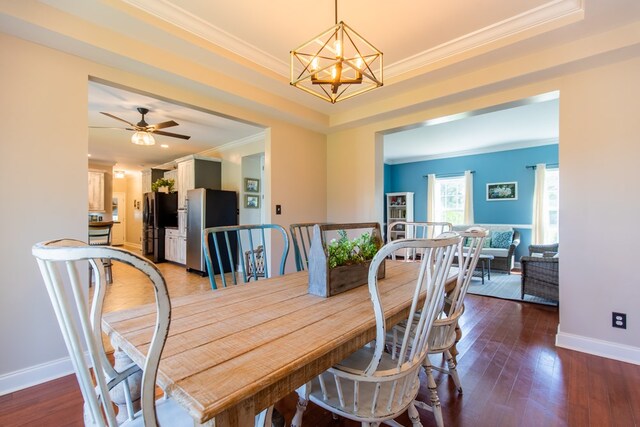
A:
[445, 349, 462, 394]
[291, 382, 310, 427]
[423, 359, 444, 427]
[407, 403, 423, 427]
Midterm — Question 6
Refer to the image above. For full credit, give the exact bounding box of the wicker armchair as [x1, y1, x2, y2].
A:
[521, 244, 559, 301]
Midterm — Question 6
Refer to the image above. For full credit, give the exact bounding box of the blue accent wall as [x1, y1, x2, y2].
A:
[384, 144, 558, 261]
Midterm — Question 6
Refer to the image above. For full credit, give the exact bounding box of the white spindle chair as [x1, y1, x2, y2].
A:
[292, 233, 461, 427]
[31, 239, 193, 426]
[387, 222, 452, 261]
[389, 226, 488, 427]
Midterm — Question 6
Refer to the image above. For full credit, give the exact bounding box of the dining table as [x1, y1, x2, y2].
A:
[102, 260, 459, 426]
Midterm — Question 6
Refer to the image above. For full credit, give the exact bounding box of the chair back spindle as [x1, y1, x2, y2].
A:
[290, 223, 327, 271]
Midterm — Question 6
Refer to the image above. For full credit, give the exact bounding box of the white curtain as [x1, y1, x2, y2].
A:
[531, 163, 546, 244]
[427, 174, 436, 223]
[463, 170, 474, 224]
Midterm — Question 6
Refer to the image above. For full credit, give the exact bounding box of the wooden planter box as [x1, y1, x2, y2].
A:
[308, 222, 385, 297]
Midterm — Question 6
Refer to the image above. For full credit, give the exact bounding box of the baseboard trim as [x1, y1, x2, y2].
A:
[556, 328, 640, 365]
[0, 355, 76, 396]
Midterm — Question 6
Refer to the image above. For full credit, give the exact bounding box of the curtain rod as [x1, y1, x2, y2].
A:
[422, 171, 475, 178]
[526, 163, 559, 169]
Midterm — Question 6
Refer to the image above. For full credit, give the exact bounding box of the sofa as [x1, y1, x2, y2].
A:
[452, 224, 520, 273]
[520, 243, 559, 302]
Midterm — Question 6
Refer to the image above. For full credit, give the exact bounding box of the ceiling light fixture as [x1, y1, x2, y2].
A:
[290, 0, 383, 104]
[114, 170, 125, 179]
[131, 131, 155, 146]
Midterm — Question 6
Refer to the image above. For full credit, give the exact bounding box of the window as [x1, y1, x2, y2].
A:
[544, 169, 559, 243]
[434, 176, 465, 224]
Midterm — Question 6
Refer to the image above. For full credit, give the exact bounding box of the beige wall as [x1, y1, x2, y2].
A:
[126, 174, 143, 248]
[326, 56, 640, 362]
[0, 34, 87, 379]
[557, 56, 640, 353]
[0, 33, 327, 391]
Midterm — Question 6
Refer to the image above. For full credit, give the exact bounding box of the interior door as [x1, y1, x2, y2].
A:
[112, 192, 126, 245]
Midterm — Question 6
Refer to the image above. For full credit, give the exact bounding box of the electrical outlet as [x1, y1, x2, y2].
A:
[612, 312, 627, 329]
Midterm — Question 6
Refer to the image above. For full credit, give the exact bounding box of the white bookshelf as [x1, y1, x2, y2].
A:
[386, 192, 414, 242]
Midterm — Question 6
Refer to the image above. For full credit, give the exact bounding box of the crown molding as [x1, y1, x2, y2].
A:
[123, 0, 583, 82]
[386, 138, 558, 165]
[122, 0, 289, 75]
[386, 0, 584, 79]
[199, 131, 266, 156]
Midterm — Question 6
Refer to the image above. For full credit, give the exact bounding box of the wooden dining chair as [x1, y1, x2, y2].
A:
[202, 224, 290, 289]
[31, 239, 193, 426]
[292, 233, 461, 427]
[289, 222, 327, 271]
[88, 222, 114, 284]
[387, 221, 452, 261]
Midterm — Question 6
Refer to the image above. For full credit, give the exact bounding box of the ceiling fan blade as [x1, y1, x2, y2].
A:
[152, 130, 191, 140]
[149, 120, 179, 130]
[100, 112, 137, 127]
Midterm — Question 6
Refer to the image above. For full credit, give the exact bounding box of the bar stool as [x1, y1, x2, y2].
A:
[88, 222, 114, 284]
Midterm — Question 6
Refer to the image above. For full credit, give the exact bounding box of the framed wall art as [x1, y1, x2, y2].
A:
[486, 182, 518, 201]
[244, 178, 260, 193]
[245, 194, 260, 208]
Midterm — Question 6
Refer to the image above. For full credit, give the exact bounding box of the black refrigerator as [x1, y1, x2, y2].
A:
[186, 188, 238, 275]
[142, 192, 178, 262]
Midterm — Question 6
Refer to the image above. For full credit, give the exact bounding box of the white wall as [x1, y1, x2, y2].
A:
[240, 154, 263, 226]
[0, 33, 327, 394]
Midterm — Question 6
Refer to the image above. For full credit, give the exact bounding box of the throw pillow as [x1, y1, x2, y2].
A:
[464, 233, 492, 247]
[491, 230, 513, 249]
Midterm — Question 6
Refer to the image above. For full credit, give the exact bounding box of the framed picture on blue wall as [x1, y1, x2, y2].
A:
[487, 182, 518, 201]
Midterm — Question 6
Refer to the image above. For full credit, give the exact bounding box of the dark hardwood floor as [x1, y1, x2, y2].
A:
[2, 262, 639, 426]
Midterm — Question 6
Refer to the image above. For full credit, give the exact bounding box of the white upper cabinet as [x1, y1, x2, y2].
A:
[88, 171, 105, 212]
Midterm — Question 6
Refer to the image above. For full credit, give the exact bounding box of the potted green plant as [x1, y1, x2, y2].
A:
[308, 223, 385, 297]
[151, 178, 175, 193]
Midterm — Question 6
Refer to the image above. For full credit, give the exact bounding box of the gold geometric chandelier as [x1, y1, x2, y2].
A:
[290, 0, 383, 104]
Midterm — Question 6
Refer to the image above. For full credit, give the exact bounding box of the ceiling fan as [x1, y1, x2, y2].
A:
[92, 107, 191, 142]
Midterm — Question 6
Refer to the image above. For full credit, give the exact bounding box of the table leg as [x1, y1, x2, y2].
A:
[109, 346, 142, 423]
[214, 398, 255, 427]
[487, 259, 491, 281]
[481, 260, 485, 284]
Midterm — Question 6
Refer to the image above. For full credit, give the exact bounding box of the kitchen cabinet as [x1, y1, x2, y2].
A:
[164, 169, 178, 190]
[165, 228, 185, 264]
[176, 155, 222, 209]
[141, 168, 169, 194]
[88, 171, 105, 212]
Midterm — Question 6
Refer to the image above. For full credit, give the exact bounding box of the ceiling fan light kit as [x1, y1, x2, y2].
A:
[131, 131, 156, 145]
[290, 0, 383, 104]
[95, 106, 191, 145]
